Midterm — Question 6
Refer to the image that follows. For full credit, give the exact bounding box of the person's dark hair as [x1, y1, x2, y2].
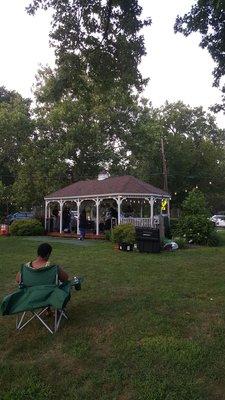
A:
[37, 243, 52, 259]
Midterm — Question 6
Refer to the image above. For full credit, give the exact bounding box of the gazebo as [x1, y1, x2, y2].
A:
[44, 173, 170, 236]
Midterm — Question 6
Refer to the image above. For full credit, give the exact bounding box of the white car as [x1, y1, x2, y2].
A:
[210, 215, 225, 227]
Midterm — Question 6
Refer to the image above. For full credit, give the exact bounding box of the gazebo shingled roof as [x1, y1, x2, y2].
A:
[45, 175, 170, 199]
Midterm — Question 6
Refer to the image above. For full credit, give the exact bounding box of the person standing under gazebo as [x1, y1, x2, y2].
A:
[79, 210, 87, 240]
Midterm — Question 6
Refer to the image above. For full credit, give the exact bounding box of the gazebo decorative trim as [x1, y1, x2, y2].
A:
[45, 192, 168, 201]
[44, 175, 170, 235]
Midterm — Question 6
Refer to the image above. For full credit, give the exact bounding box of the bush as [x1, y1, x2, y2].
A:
[176, 189, 215, 246]
[111, 223, 136, 244]
[170, 218, 179, 234]
[104, 230, 112, 241]
[173, 237, 188, 249]
[182, 189, 209, 216]
[9, 219, 44, 236]
[175, 215, 214, 245]
[207, 231, 221, 247]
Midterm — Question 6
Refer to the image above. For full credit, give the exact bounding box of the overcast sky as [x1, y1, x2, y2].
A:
[0, 0, 224, 127]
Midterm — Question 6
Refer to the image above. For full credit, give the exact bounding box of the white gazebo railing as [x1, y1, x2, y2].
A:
[121, 217, 154, 228]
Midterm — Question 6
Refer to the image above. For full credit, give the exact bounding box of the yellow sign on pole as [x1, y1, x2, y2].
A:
[161, 199, 168, 211]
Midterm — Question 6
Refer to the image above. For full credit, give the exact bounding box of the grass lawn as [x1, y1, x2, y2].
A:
[1, 236, 225, 399]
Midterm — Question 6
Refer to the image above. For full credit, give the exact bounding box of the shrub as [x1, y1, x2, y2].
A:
[9, 219, 44, 236]
[176, 215, 214, 245]
[170, 218, 179, 234]
[111, 223, 136, 244]
[173, 237, 188, 249]
[104, 230, 112, 241]
[176, 189, 215, 246]
[182, 189, 209, 217]
[207, 231, 221, 247]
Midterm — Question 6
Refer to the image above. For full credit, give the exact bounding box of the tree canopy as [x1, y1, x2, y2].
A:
[174, 0, 225, 110]
[27, 0, 151, 94]
[0, 87, 34, 216]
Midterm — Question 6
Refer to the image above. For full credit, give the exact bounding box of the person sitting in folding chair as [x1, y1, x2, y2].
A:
[0, 243, 82, 334]
[16, 243, 69, 285]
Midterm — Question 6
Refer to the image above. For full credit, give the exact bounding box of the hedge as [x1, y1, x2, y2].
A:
[9, 219, 44, 236]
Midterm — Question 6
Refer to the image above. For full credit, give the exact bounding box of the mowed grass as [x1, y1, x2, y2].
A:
[1, 237, 225, 399]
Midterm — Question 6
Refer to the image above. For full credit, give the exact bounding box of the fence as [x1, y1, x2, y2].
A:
[120, 217, 155, 228]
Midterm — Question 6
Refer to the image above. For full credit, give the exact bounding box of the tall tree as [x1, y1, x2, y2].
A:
[126, 101, 225, 210]
[33, 65, 140, 182]
[25, 1, 151, 185]
[26, 0, 151, 94]
[0, 87, 34, 215]
[12, 137, 69, 209]
[174, 0, 225, 110]
[0, 87, 33, 186]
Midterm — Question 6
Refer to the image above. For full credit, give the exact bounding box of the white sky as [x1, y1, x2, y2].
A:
[0, 0, 224, 127]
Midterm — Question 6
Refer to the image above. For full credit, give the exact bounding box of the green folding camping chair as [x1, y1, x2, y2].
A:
[0, 264, 80, 334]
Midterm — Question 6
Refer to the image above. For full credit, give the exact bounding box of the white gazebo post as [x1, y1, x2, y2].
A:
[76, 199, 81, 236]
[48, 203, 51, 219]
[59, 200, 64, 234]
[117, 196, 122, 225]
[147, 196, 155, 228]
[44, 200, 48, 230]
[150, 197, 154, 227]
[95, 197, 101, 235]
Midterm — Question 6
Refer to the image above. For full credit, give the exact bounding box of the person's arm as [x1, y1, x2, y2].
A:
[16, 272, 21, 284]
[58, 267, 69, 282]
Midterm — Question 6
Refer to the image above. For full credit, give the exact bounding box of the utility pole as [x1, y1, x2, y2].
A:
[161, 138, 168, 192]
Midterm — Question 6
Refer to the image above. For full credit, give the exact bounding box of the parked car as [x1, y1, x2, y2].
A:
[210, 215, 225, 227]
[6, 211, 35, 225]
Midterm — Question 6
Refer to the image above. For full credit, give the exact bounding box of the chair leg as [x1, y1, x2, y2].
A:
[16, 312, 26, 330]
[62, 310, 68, 320]
[54, 309, 68, 332]
[16, 308, 68, 334]
[34, 311, 54, 334]
[16, 308, 50, 332]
